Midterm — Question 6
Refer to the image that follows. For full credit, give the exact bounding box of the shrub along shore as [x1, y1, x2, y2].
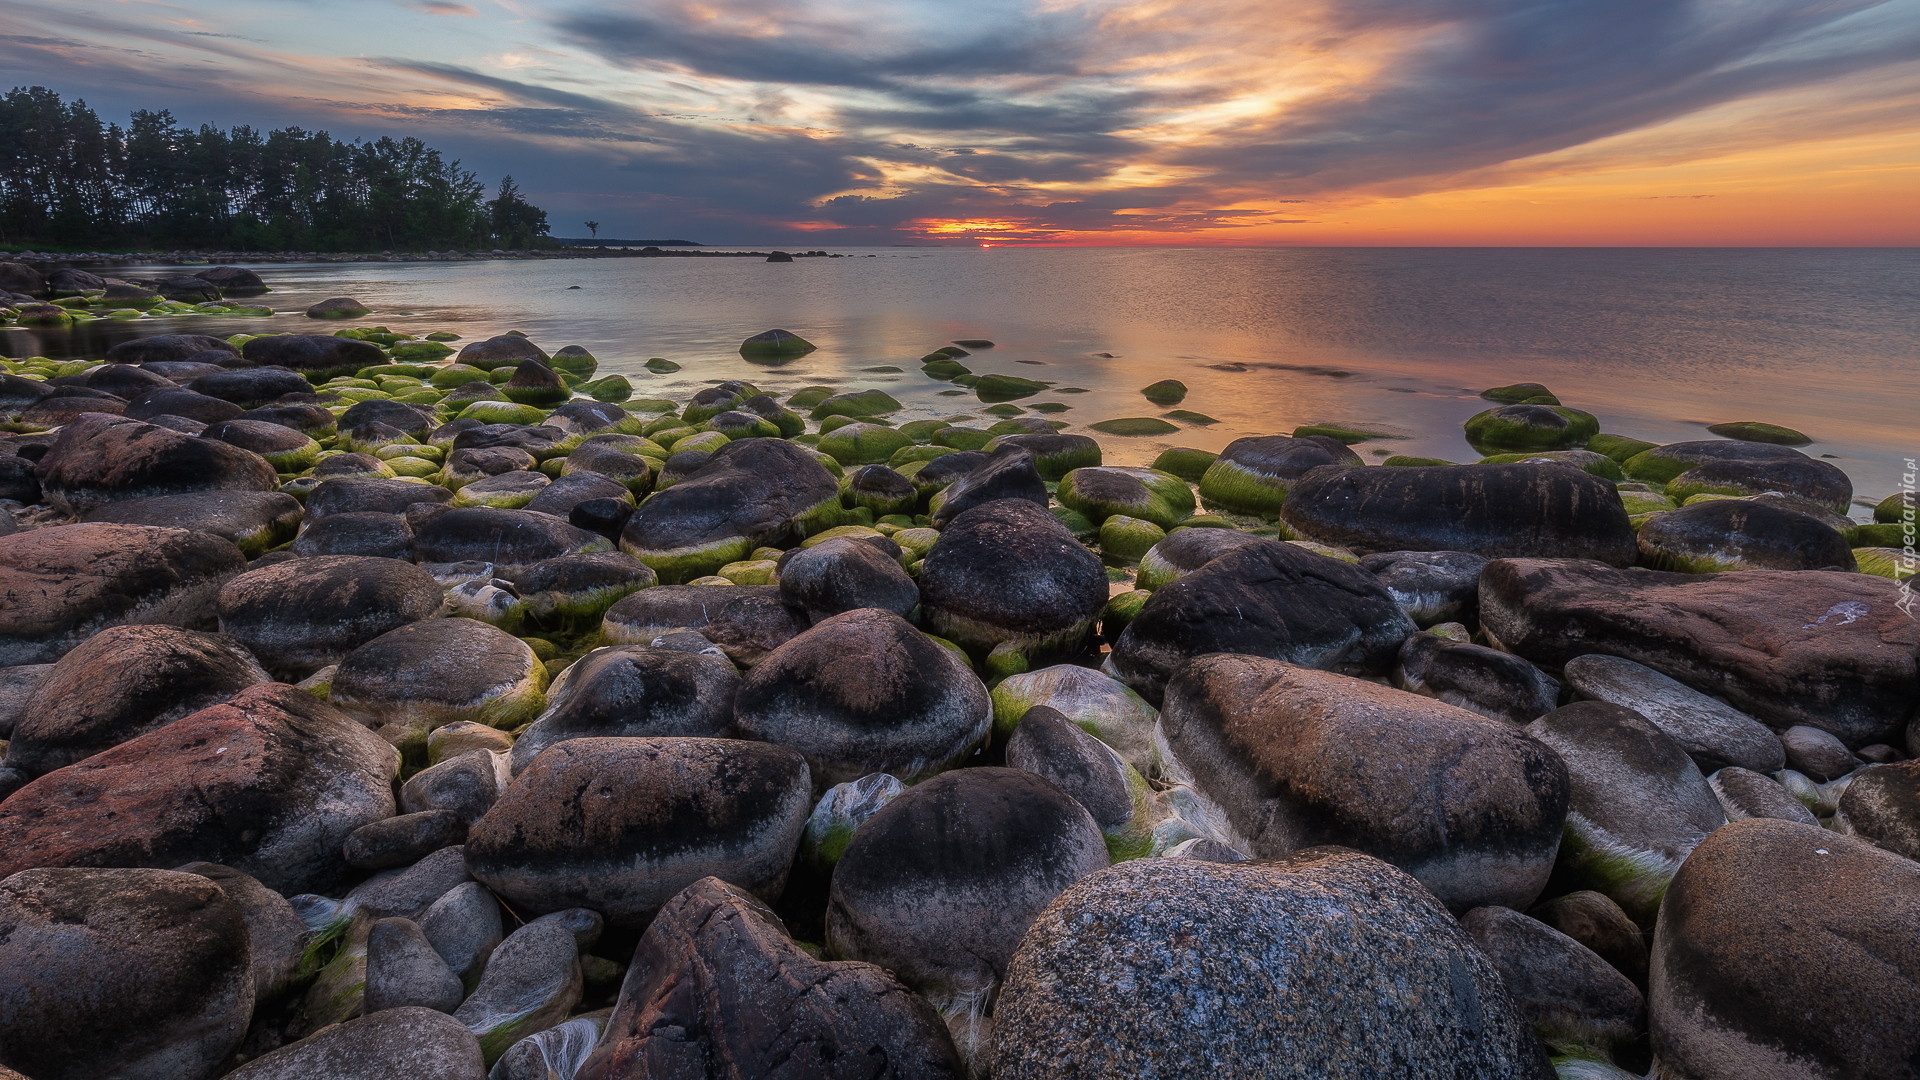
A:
[0, 264, 1916, 1080]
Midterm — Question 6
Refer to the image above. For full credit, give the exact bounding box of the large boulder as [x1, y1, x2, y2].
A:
[81, 490, 303, 556]
[1196, 434, 1361, 517]
[223, 1007, 486, 1080]
[917, 498, 1108, 658]
[0, 684, 397, 894]
[1480, 559, 1920, 747]
[827, 768, 1108, 1057]
[35, 414, 278, 515]
[1133, 526, 1268, 591]
[1525, 702, 1726, 925]
[414, 507, 610, 572]
[0, 523, 245, 666]
[1161, 653, 1569, 912]
[619, 437, 839, 582]
[1649, 819, 1920, 1079]
[465, 737, 810, 927]
[105, 334, 239, 365]
[1460, 905, 1645, 1059]
[777, 535, 919, 621]
[992, 852, 1554, 1079]
[0, 867, 254, 1080]
[2, 624, 268, 776]
[1563, 653, 1783, 774]
[734, 608, 991, 789]
[240, 333, 385, 381]
[1111, 539, 1416, 700]
[509, 645, 739, 771]
[1281, 462, 1636, 564]
[926, 445, 1049, 527]
[576, 876, 961, 1080]
[1623, 440, 1852, 510]
[305, 476, 453, 520]
[1636, 498, 1855, 572]
[1393, 631, 1561, 725]
[217, 556, 441, 679]
[328, 618, 548, 750]
[1836, 760, 1920, 861]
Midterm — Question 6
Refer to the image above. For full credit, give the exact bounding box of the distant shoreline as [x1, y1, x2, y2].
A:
[0, 247, 840, 267]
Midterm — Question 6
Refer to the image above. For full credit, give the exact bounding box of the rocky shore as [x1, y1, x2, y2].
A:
[0, 263, 1916, 1080]
[0, 247, 838, 275]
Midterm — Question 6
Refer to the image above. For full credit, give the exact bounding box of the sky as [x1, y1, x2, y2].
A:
[2, 0, 1917, 246]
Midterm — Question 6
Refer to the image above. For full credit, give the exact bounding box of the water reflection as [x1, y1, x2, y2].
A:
[6, 247, 1914, 500]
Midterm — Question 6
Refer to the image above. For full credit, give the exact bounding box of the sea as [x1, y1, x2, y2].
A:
[8, 246, 1917, 511]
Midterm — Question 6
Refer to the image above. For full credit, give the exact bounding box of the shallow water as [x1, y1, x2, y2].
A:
[8, 246, 1916, 509]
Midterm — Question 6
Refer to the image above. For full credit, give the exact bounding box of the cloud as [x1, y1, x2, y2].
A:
[407, 0, 480, 13]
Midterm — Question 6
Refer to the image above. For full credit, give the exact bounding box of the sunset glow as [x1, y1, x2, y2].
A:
[2, 0, 1914, 245]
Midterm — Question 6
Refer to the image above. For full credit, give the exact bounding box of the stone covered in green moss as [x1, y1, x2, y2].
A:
[738, 328, 815, 358]
[1151, 447, 1217, 481]
[1057, 466, 1196, 530]
[1463, 404, 1600, 454]
[1854, 547, 1916, 581]
[1293, 424, 1402, 445]
[1706, 421, 1810, 446]
[1480, 382, 1558, 404]
[974, 373, 1049, 402]
[1090, 417, 1179, 436]
[1587, 433, 1659, 463]
[818, 422, 914, 466]
[459, 400, 548, 426]
[786, 386, 838, 409]
[1140, 380, 1187, 405]
[1099, 514, 1166, 563]
[810, 389, 902, 420]
[1873, 491, 1914, 524]
[1477, 449, 1624, 481]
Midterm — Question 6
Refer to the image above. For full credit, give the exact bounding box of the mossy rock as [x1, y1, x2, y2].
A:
[1058, 466, 1196, 530]
[1849, 523, 1909, 547]
[936, 426, 994, 451]
[819, 414, 892, 434]
[1151, 447, 1216, 481]
[1383, 455, 1457, 467]
[670, 430, 732, 456]
[1617, 489, 1677, 516]
[1586, 433, 1659, 463]
[1480, 382, 1558, 404]
[1854, 548, 1916, 581]
[385, 456, 441, 478]
[1463, 404, 1599, 454]
[889, 444, 959, 468]
[1874, 491, 1915, 524]
[922, 358, 971, 379]
[1476, 449, 1624, 481]
[1051, 506, 1098, 541]
[817, 423, 914, 466]
[1292, 423, 1401, 444]
[360, 363, 436, 379]
[810, 389, 902, 420]
[1090, 417, 1179, 437]
[739, 329, 815, 358]
[581, 375, 632, 402]
[547, 347, 597, 377]
[625, 397, 678, 414]
[389, 341, 454, 361]
[1161, 410, 1218, 425]
[974, 373, 1049, 402]
[459, 400, 549, 425]
[786, 386, 838, 409]
[1706, 421, 1810, 446]
[645, 358, 681, 373]
[718, 559, 779, 586]
[1030, 402, 1071, 414]
[707, 412, 782, 440]
[895, 419, 947, 442]
[1098, 514, 1167, 563]
[1140, 380, 1187, 405]
[981, 404, 1025, 417]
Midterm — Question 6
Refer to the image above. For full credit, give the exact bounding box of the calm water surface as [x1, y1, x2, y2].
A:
[8, 247, 1916, 508]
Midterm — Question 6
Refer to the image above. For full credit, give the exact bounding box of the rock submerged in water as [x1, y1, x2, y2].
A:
[992, 851, 1554, 1080]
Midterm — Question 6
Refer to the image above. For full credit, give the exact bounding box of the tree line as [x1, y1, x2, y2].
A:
[0, 86, 550, 252]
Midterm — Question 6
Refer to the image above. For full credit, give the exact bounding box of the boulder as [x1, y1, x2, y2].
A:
[344, 810, 468, 871]
[1162, 653, 1569, 911]
[328, 619, 547, 750]
[341, 398, 436, 434]
[1836, 760, 1920, 859]
[364, 917, 463, 1014]
[176, 862, 310, 1003]
[827, 768, 1108, 1052]
[1056, 466, 1194, 530]
[510, 550, 655, 630]
[451, 912, 588, 1061]
[988, 663, 1159, 775]
[1529, 890, 1650, 989]
[222, 1007, 486, 1080]
[0, 523, 245, 666]
[1196, 434, 1361, 516]
[1282, 462, 1636, 564]
[619, 437, 839, 582]
[3, 624, 269, 776]
[123, 386, 245, 424]
[1648, 819, 1920, 1079]
[400, 751, 508, 824]
[509, 645, 739, 771]
[465, 737, 811, 927]
[105, 334, 238, 365]
[927, 445, 1049, 527]
[600, 583, 791, 642]
[305, 475, 452, 520]
[1006, 705, 1139, 833]
[0, 261, 46, 296]
[522, 470, 632, 518]
[200, 417, 321, 470]
[1563, 654, 1784, 774]
[1358, 549, 1490, 626]
[1777, 723, 1861, 781]
[1525, 701, 1726, 924]
[991, 852, 1553, 1079]
[1623, 440, 1852, 510]
[577, 876, 961, 1080]
[1636, 498, 1855, 572]
[414, 507, 610, 572]
[456, 334, 550, 369]
[217, 556, 441, 679]
[1393, 632, 1561, 725]
[735, 608, 990, 789]
[1705, 766, 1818, 826]
[0, 867, 254, 1080]
[240, 333, 385, 381]
[1463, 404, 1600, 453]
[36, 414, 278, 515]
[292, 511, 414, 560]
[777, 535, 919, 621]
[81, 490, 303, 556]
[1111, 539, 1416, 700]
[346, 845, 474, 921]
[918, 498, 1108, 658]
[419, 880, 503, 986]
[197, 266, 268, 293]
[0, 684, 398, 894]
[1481, 559, 1920, 747]
[0, 663, 50, 738]
[1460, 905, 1645, 1058]
[1133, 526, 1267, 591]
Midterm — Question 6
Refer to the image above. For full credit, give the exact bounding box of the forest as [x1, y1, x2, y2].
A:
[0, 86, 550, 252]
